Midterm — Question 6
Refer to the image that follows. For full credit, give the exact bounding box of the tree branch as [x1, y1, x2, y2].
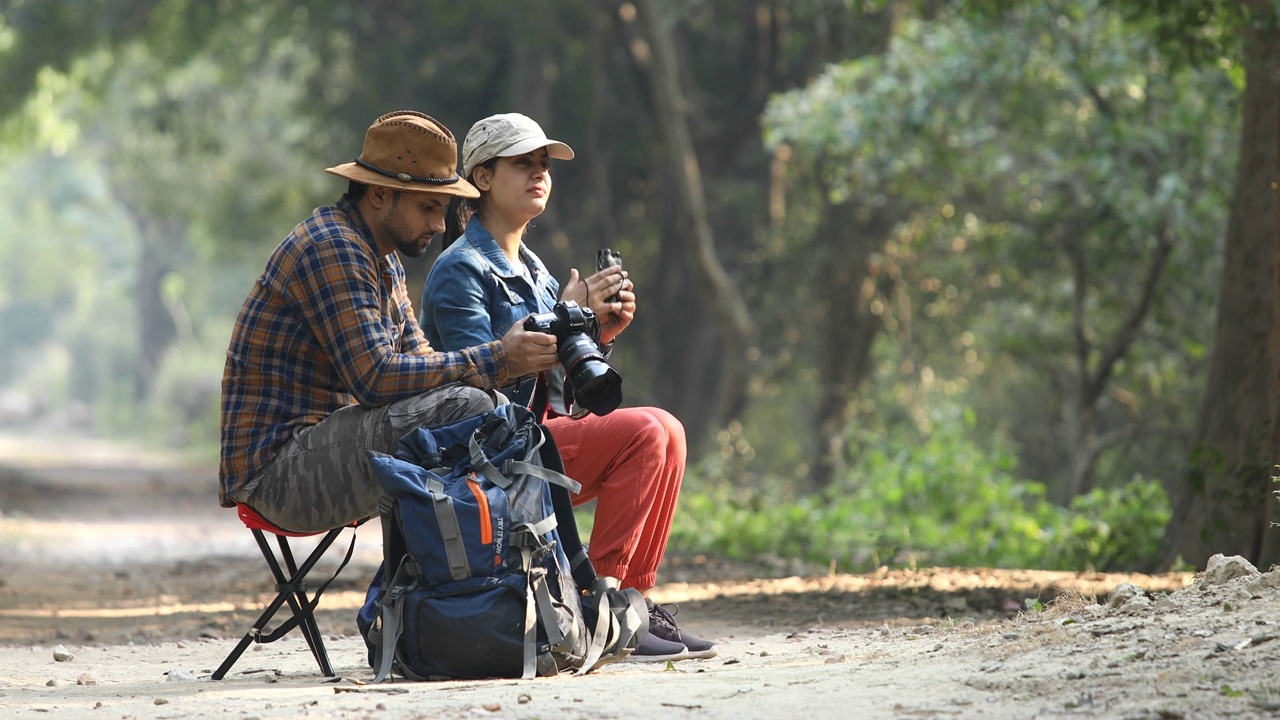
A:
[1084, 220, 1174, 407]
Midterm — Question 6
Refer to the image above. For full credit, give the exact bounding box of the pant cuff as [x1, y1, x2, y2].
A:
[622, 570, 656, 592]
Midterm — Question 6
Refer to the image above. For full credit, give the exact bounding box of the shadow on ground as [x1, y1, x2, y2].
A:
[0, 438, 1193, 648]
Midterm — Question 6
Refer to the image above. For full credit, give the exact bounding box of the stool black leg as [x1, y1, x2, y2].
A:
[212, 527, 345, 679]
[275, 535, 335, 676]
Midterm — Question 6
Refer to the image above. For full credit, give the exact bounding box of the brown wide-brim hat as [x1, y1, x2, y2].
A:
[325, 111, 479, 198]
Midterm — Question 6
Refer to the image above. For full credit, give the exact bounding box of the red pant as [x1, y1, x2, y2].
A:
[545, 407, 686, 591]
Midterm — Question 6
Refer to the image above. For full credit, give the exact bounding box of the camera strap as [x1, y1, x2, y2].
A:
[529, 373, 550, 422]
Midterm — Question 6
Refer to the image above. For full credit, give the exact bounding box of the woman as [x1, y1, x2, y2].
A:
[420, 112, 714, 662]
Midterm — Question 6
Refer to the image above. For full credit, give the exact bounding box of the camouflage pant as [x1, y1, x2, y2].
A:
[235, 384, 501, 533]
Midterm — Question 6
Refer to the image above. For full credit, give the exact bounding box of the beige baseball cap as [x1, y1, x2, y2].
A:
[461, 113, 575, 178]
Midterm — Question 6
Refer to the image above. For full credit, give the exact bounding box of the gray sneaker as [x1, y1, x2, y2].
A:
[626, 629, 691, 662]
[647, 600, 718, 659]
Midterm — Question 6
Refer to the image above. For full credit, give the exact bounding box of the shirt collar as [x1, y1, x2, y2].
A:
[337, 194, 386, 263]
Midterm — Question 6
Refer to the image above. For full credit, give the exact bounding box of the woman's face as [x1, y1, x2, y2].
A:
[478, 148, 553, 222]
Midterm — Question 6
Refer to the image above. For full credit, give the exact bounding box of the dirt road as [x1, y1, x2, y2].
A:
[2, 433, 1277, 719]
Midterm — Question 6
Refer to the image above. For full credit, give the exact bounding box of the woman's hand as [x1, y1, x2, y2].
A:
[562, 266, 636, 344]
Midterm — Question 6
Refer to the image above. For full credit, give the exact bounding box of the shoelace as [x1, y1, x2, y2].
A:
[649, 602, 683, 639]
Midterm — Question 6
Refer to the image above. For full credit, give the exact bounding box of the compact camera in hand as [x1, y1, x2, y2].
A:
[524, 301, 623, 416]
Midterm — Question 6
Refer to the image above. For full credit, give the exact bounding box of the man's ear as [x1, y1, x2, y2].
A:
[366, 184, 392, 210]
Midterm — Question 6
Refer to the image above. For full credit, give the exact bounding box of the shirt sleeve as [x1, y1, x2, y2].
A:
[287, 237, 509, 406]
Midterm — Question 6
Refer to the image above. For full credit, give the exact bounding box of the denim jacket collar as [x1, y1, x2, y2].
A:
[461, 215, 550, 283]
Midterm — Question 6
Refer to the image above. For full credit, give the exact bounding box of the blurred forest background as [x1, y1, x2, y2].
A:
[0, 0, 1276, 575]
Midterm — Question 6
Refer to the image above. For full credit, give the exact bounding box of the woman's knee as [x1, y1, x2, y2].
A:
[645, 407, 686, 459]
[627, 407, 687, 464]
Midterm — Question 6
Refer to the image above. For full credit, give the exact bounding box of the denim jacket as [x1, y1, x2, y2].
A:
[420, 216, 561, 407]
[421, 216, 560, 348]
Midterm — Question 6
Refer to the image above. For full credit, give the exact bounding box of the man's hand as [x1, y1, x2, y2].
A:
[499, 318, 559, 378]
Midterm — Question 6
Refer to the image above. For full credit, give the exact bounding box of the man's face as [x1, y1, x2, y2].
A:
[377, 190, 450, 258]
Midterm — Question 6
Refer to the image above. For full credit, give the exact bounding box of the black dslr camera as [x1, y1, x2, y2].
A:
[524, 301, 623, 416]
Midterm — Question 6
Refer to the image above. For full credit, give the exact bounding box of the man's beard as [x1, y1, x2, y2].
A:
[381, 206, 430, 258]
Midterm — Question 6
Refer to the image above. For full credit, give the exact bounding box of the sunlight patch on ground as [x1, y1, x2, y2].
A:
[0, 516, 258, 563]
[0, 516, 385, 566]
[654, 567, 1195, 603]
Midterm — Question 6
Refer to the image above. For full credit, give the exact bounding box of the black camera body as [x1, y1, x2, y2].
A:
[524, 301, 622, 416]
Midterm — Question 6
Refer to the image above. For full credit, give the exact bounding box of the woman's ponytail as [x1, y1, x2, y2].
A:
[443, 196, 469, 249]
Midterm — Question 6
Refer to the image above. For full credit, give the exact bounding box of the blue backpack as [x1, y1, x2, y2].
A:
[358, 404, 648, 681]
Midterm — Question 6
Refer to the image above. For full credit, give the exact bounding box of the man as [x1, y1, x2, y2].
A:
[219, 110, 558, 533]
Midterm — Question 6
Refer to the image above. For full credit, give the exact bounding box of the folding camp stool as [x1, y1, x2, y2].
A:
[212, 504, 365, 680]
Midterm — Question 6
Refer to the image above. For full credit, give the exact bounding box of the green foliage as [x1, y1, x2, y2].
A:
[759, 0, 1235, 498]
[830, 415, 1063, 569]
[0, 5, 334, 443]
[1054, 478, 1171, 570]
[671, 410, 1171, 572]
[1115, 0, 1269, 67]
[0, 144, 137, 416]
[144, 340, 226, 456]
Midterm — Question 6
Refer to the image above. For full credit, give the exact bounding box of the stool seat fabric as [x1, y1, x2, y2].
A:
[236, 504, 311, 536]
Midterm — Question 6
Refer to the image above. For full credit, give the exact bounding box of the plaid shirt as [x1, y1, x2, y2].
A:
[219, 196, 509, 506]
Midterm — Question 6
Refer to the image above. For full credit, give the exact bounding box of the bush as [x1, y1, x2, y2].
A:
[670, 415, 1170, 573]
[145, 343, 224, 456]
[1049, 478, 1171, 571]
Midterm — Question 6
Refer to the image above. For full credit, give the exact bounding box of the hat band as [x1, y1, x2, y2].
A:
[354, 158, 461, 186]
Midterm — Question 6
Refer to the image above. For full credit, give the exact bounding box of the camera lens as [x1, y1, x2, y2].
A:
[526, 301, 623, 416]
[559, 335, 622, 415]
[572, 364, 622, 415]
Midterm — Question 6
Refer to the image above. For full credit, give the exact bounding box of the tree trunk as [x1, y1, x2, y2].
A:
[583, 17, 619, 251]
[1164, 14, 1280, 569]
[1060, 217, 1173, 499]
[1058, 368, 1098, 499]
[623, 0, 759, 428]
[134, 217, 181, 401]
[810, 199, 894, 491]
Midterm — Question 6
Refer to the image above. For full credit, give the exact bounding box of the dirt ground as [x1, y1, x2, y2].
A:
[2, 433, 1279, 719]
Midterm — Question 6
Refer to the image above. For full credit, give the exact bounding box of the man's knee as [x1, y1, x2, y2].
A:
[387, 384, 496, 436]
[445, 385, 498, 420]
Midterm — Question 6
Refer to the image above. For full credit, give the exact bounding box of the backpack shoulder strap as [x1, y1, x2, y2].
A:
[371, 558, 412, 683]
[468, 422, 582, 494]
